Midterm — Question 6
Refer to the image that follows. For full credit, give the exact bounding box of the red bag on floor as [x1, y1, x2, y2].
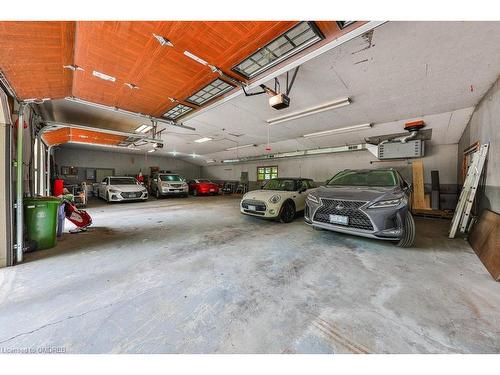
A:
[64, 200, 92, 231]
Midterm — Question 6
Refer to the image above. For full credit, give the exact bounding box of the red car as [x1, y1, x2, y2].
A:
[188, 179, 220, 196]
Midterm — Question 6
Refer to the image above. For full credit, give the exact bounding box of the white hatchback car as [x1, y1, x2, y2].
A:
[98, 176, 148, 203]
[240, 178, 315, 223]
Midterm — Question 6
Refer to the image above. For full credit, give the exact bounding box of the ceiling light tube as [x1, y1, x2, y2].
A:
[303, 123, 372, 138]
[135, 124, 152, 134]
[184, 50, 208, 66]
[267, 97, 350, 125]
[225, 144, 257, 151]
[92, 70, 116, 82]
[194, 137, 213, 143]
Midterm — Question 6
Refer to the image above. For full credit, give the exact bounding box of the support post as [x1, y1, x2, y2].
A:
[15, 103, 25, 263]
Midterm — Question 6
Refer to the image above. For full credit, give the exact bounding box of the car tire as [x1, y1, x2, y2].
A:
[396, 211, 415, 248]
[106, 192, 110, 203]
[279, 200, 296, 223]
[193, 189, 198, 196]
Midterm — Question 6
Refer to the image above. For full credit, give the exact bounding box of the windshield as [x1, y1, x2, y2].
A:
[327, 170, 397, 187]
[109, 177, 137, 185]
[263, 179, 297, 191]
[159, 175, 182, 182]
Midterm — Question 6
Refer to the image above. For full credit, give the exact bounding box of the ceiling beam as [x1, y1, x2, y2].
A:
[64, 96, 196, 131]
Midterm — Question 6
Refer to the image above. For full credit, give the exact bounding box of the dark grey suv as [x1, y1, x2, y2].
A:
[304, 168, 415, 247]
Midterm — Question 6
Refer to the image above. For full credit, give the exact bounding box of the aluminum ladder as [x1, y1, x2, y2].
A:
[449, 143, 489, 238]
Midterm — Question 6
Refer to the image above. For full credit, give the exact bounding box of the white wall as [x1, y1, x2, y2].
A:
[458, 77, 500, 213]
[201, 143, 458, 188]
[54, 146, 201, 181]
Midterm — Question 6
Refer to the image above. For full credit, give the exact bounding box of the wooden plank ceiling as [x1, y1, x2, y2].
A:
[0, 21, 355, 120]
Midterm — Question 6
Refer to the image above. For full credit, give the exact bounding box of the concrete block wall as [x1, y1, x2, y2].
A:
[458, 77, 500, 214]
[53, 146, 202, 184]
[201, 143, 459, 194]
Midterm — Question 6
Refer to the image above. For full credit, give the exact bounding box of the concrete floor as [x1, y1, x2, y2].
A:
[0, 195, 499, 354]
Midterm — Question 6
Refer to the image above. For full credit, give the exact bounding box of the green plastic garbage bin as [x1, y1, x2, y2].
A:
[24, 197, 61, 250]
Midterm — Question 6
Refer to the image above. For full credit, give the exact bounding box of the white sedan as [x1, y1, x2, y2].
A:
[240, 178, 315, 223]
[98, 176, 148, 203]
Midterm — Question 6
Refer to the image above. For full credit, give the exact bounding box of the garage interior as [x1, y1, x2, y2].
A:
[0, 20, 500, 354]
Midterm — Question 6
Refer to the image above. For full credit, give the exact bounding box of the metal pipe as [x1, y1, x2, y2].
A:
[46, 145, 52, 196]
[15, 103, 25, 263]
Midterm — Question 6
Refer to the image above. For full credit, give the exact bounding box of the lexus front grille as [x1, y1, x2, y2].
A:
[313, 198, 373, 230]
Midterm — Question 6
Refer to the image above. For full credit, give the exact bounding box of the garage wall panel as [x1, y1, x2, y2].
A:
[458, 77, 500, 214]
[54, 147, 201, 182]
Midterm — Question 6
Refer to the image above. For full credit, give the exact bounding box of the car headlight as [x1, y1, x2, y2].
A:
[368, 198, 403, 209]
[269, 194, 281, 204]
[109, 189, 119, 193]
[141, 188, 147, 193]
[307, 194, 319, 204]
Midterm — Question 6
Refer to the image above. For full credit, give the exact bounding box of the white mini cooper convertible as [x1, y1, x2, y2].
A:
[240, 177, 315, 223]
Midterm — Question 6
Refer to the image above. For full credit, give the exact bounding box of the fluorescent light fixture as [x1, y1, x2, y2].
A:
[205, 159, 216, 163]
[267, 97, 350, 125]
[232, 22, 324, 79]
[147, 149, 156, 153]
[63, 64, 84, 71]
[183, 50, 208, 66]
[225, 144, 257, 151]
[124, 82, 139, 90]
[303, 123, 372, 138]
[222, 159, 241, 163]
[163, 104, 194, 120]
[192, 153, 197, 158]
[186, 78, 235, 106]
[221, 144, 365, 163]
[170, 151, 178, 156]
[135, 124, 153, 134]
[194, 137, 213, 143]
[92, 70, 116, 82]
[153, 34, 173, 47]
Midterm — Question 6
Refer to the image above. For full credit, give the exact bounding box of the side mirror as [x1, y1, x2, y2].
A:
[102, 182, 108, 185]
[299, 187, 307, 193]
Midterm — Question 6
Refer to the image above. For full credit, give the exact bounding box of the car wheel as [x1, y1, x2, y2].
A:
[106, 192, 110, 203]
[193, 189, 198, 196]
[279, 200, 296, 223]
[396, 211, 416, 248]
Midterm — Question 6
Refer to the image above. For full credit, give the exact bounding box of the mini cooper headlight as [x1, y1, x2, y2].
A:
[269, 194, 281, 204]
[307, 194, 319, 204]
[368, 198, 403, 209]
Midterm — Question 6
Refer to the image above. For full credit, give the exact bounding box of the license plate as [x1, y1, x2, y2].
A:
[329, 214, 348, 225]
[210, 189, 215, 192]
[248, 205, 256, 211]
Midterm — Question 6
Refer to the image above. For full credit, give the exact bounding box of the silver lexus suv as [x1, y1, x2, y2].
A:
[151, 173, 189, 198]
[305, 168, 415, 247]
